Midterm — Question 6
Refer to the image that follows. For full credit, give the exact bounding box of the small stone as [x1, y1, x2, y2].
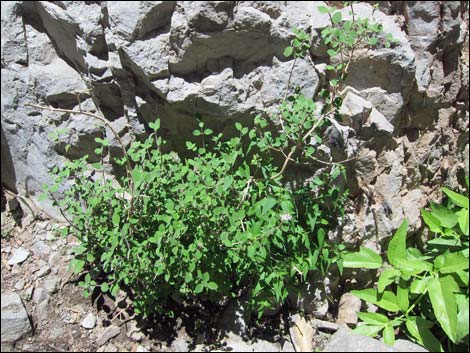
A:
[48, 252, 61, 268]
[96, 325, 121, 346]
[2, 246, 12, 253]
[37, 300, 49, 323]
[46, 231, 56, 241]
[289, 313, 315, 352]
[136, 345, 149, 352]
[21, 214, 35, 229]
[336, 293, 362, 328]
[81, 312, 96, 329]
[31, 241, 51, 256]
[11, 265, 21, 275]
[98, 343, 118, 352]
[23, 286, 34, 301]
[44, 276, 61, 294]
[7, 198, 20, 212]
[49, 326, 66, 340]
[8, 247, 30, 265]
[33, 287, 49, 305]
[14, 279, 26, 291]
[1, 292, 33, 342]
[171, 337, 189, 352]
[36, 266, 51, 278]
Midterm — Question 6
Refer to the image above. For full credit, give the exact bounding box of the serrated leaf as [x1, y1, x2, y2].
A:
[342, 246, 382, 269]
[352, 288, 400, 312]
[427, 276, 458, 343]
[442, 187, 469, 209]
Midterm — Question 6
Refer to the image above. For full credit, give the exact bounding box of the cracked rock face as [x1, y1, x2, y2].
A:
[1, 1, 469, 246]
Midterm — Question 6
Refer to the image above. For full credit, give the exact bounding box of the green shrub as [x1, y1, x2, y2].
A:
[343, 184, 469, 351]
[38, 2, 394, 318]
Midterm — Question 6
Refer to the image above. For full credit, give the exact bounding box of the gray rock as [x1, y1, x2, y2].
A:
[218, 299, 251, 336]
[37, 300, 49, 323]
[8, 247, 30, 265]
[81, 312, 96, 329]
[362, 108, 394, 139]
[33, 287, 49, 305]
[289, 314, 314, 352]
[339, 91, 373, 132]
[14, 279, 26, 291]
[48, 252, 62, 268]
[323, 328, 429, 352]
[44, 276, 61, 294]
[36, 266, 51, 278]
[171, 337, 189, 352]
[1, 292, 32, 342]
[223, 332, 280, 352]
[136, 346, 150, 352]
[96, 325, 121, 346]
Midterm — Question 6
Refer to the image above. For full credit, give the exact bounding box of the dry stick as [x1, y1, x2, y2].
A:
[25, 102, 134, 255]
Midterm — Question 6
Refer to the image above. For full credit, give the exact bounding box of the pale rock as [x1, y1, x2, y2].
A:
[33, 287, 49, 305]
[338, 91, 372, 132]
[1, 292, 32, 342]
[14, 279, 26, 291]
[44, 276, 61, 294]
[289, 314, 315, 352]
[36, 266, 51, 278]
[336, 293, 362, 328]
[31, 241, 52, 257]
[8, 247, 30, 265]
[81, 312, 96, 329]
[96, 325, 121, 346]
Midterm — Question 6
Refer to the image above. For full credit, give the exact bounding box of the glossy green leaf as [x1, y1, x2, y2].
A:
[434, 252, 469, 273]
[352, 324, 383, 337]
[410, 277, 430, 294]
[377, 268, 400, 293]
[427, 276, 458, 343]
[457, 209, 469, 235]
[442, 187, 469, 209]
[283, 46, 293, 57]
[405, 316, 442, 352]
[397, 278, 409, 312]
[455, 294, 469, 342]
[357, 312, 389, 326]
[351, 288, 400, 312]
[332, 11, 342, 24]
[430, 202, 458, 229]
[383, 325, 395, 346]
[421, 209, 442, 234]
[387, 219, 408, 267]
[342, 246, 382, 269]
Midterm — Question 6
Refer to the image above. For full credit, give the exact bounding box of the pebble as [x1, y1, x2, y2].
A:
[48, 252, 61, 268]
[36, 266, 51, 278]
[37, 300, 49, 323]
[44, 276, 61, 294]
[46, 231, 56, 241]
[81, 312, 96, 329]
[14, 279, 26, 291]
[136, 345, 149, 352]
[33, 287, 49, 305]
[11, 265, 22, 275]
[336, 293, 362, 328]
[31, 241, 52, 256]
[1, 292, 33, 342]
[96, 325, 121, 346]
[2, 246, 12, 253]
[8, 247, 30, 265]
[23, 286, 34, 301]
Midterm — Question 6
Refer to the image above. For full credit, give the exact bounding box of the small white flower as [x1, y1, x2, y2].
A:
[280, 213, 292, 222]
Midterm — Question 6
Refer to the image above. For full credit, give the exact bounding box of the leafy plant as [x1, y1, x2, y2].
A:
[343, 187, 469, 351]
[35, 1, 395, 320]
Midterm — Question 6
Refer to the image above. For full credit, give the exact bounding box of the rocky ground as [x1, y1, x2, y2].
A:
[1, 188, 431, 352]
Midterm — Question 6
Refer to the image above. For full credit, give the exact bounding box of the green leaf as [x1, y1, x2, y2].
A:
[442, 187, 469, 209]
[317, 5, 331, 14]
[387, 219, 408, 267]
[434, 252, 469, 273]
[430, 202, 458, 229]
[101, 282, 109, 293]
[112, 211, 120, 226]
[410, 277, 430, 294]
[421, 209, 442, 234]
[207, 282, 218, 290]
[457, 209, 469, 235]
[406, 316, 442, 352]
[332, 11, 342, 24]
[383, 325, 395, 346]
[397, 278, 409, 312]
[357, 312, 389, 326]
[352, 288, 400, 312]
[342, 246, 382, 269]
[352, 324, 383, 337]
[456, 294, 469, 342]
[194, 283, 204, 294]
[327, 49, 337, 57]
[427, 276, 458, 343]
[185, 272, 192, 283]
[377, 268, 400, 293]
